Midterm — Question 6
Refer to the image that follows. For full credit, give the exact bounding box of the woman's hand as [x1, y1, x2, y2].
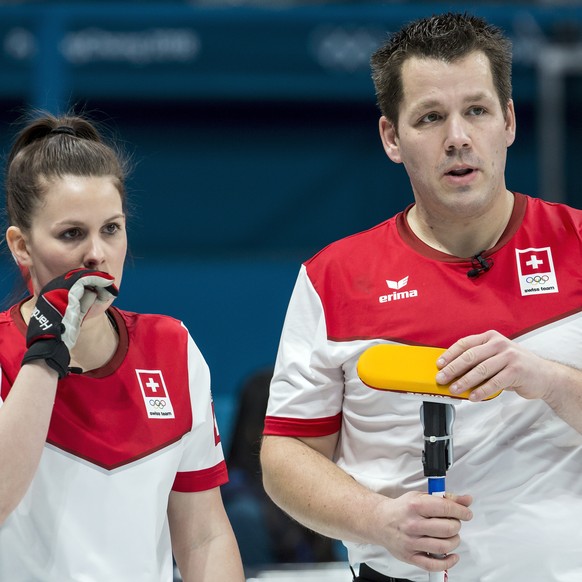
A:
[22, 268, 118, 378]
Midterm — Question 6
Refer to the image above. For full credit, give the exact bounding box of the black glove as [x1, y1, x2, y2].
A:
[22, 268, 119, 378]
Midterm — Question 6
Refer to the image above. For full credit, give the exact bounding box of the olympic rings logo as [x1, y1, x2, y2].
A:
[525, 275, 550, 284]
[149, 399, 166, 408]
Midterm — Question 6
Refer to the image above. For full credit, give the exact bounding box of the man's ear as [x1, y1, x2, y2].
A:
[379, 116, 402, 164]
[6, 226, 32, 267]
[505, 99, 516, 148]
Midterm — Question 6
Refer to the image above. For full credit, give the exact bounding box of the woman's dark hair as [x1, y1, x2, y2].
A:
[5, 112, 129, 231]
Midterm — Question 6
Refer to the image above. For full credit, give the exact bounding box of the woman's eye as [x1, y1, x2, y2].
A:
[103, 223, 120, 235]
[60, 228, 82, 240]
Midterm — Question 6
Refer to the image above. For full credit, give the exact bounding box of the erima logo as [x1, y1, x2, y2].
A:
[387, 276, 408, 290]
[379, 276, 418, 303]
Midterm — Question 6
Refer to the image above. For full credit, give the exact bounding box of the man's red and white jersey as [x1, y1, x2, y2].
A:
[265, 193, 582, 581]
[0, 306, 227, 581]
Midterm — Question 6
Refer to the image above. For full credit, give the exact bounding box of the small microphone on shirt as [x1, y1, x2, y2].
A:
[467, 252, 494, 278]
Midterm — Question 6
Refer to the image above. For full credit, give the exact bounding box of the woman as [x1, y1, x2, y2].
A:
[0, 113, 245, 581]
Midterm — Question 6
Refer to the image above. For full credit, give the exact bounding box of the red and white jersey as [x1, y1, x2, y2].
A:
[265, 193, 582, 581]
[0, 306, 227, 582]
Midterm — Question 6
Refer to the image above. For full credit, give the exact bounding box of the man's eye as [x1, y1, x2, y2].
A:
[468, 107, 485, 116]
[420, 112, 440, 124]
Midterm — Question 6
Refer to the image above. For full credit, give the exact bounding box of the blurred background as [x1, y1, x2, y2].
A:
[0, 1, 581, 577]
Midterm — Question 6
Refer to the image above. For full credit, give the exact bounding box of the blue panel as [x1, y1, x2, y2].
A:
[0, 3, 581, 104]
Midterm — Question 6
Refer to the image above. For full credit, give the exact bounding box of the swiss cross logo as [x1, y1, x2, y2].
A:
[136, 369, 175, 419]
[518, 248, 550, 275]
[516, 247, 558, 296]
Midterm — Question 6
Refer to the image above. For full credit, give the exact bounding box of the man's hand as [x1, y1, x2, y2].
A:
[436, 330, 552, 402]
[375, 491, 473, 572]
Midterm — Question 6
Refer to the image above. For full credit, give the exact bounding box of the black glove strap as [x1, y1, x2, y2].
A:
[21, 339, 71, 379]
[353, 564, 414, 582]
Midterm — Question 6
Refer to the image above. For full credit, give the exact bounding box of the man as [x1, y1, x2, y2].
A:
[261, 12, 582, 582]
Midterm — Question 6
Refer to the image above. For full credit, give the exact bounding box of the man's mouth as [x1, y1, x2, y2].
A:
[447, 167, 474, 177]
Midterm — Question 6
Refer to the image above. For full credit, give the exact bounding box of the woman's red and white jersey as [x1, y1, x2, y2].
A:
[265, 193, 582, 581]
[0, 306, 226, 582]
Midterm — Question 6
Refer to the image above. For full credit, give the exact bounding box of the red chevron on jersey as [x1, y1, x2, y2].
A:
[0, 304, 227, 580]
[304, 193, 582, 347]
[0, 306, 194, 470]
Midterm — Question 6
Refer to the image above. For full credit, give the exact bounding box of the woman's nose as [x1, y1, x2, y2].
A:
[82, 237, 105, 269]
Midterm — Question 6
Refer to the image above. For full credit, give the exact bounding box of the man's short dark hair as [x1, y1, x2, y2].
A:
[370, 12, 513, 126]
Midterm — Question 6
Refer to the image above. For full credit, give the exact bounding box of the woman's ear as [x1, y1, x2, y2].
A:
[6, 226, 32, 267]
[379, 116, 402, 164]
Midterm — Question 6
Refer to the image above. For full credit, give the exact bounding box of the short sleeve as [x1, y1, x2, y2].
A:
[264, 266, 344, 437]
[172, 331, 228, 492]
